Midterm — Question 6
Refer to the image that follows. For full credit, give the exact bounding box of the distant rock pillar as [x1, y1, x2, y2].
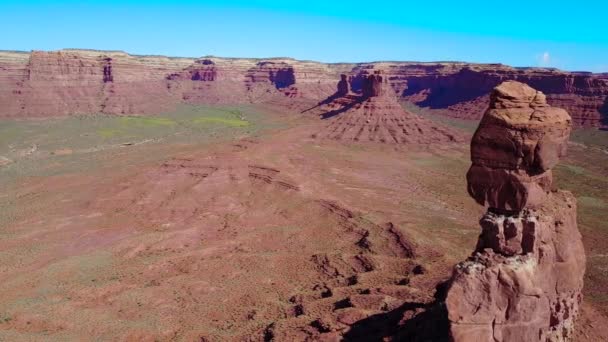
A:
[102, 57, 113, 83]
[362, 70, 386, 98]
[336, 74, 351, 96]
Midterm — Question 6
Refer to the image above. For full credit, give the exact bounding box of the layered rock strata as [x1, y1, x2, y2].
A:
[446, 81, 586, 342]
[1, 49, 606, 126]
[466, 81, 572, 212]
[312, 70, 462, 144]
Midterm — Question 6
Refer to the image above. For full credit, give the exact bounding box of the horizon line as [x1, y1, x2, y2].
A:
[1, 47, 606, 75]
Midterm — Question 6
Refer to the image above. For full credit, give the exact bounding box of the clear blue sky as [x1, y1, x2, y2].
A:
[1, 0, 607, 72]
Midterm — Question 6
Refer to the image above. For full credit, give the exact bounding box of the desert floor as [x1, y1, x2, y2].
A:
[0, 105, 607, 341]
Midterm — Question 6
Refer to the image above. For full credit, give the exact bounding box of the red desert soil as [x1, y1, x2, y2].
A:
[0, 108, 606, 341]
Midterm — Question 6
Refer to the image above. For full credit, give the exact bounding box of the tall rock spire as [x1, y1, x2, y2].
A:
[466, 81, 572, 213]
[336, 74, 351, 97]
[361, 70, 387, 98]
[446, 81, 586, 342]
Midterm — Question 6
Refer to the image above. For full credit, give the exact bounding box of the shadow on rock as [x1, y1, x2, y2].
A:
[402, 68, 495, 109]
[601, 96, 608, 127]
[301, 92, 361, 117]
[344, 282, 451, 342]
[342, 302, 449, 342]
[300, 92, 343, 114]
[319, 99, 360, 120]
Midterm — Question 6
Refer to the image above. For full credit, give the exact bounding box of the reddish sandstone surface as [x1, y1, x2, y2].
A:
[467, 81, 572, 212]
[1, 49, 607, 126]
[446, 81, 586, 342]
[308, 70, 464, 144]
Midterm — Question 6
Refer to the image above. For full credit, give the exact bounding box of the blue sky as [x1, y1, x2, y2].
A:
[1, 0, 607, 72]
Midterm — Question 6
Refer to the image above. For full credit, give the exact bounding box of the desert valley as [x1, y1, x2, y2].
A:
[0, 49, 607, 341]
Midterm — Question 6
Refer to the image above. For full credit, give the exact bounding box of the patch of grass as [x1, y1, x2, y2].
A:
[554, 145, 608, 315]
[0, 104, 283, 184]
[578, 196, 607, 209]
[560, 163, 586, 175]
[118, 116, 176, 127]
[96, 116, 176, 139]
[192, 116, 249, 127]
[570, 128, 608, 149]
[97, 128, 122, 138]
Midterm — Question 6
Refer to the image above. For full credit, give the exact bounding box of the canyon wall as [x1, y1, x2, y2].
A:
[1, 49, 607, 126]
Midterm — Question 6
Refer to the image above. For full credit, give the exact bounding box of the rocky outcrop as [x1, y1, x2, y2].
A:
[167, 58, 218, 82]
[466, 81, 572, 212]
[0, 51, 29, 116]
[245, 61, 296, 89]
[446, 81, 586, 342]
[0, 49, 606, 127]
[311, 70, 463, 144]
[336, 74, 351, 97]
[362, 71, 387, 98]
[0, 50, 192, 117]
[378, 63, 608, 127]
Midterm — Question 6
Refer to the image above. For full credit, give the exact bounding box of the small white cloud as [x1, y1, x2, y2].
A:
[542, 52, 550, 64]
[536, 51, 552, 67]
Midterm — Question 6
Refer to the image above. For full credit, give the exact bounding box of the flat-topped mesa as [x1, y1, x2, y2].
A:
[362, 70, 387, 98]
[446, 81, 585, 342]
[246, 61, 296, 89]
[467, 81, 572, 213]
[167, 58, 218, 82]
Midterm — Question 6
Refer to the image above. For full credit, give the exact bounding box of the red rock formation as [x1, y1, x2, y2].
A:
[1, 49, 606, 127]
[165, 57, 250, 104]
[245, 61, 296, 89]
[466, 81, 572, 212]
[385, 64, 608, 127]
[0, 51, 29, 117]
[446, 81, 586, 342]
[312, 70, 463, 144]
[336, 74, 351, 97]
[362, 71, 387, 98]
[167, 58, 217, 82]
[0, 50, 190, 117]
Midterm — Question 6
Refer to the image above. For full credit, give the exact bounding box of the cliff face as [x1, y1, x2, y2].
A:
[395, 65, 608, 126]
[0, 51, 29, 116]
[0, 50, 192, 117]
[446, 81, 586, 342]
[1, 49, 606, 127]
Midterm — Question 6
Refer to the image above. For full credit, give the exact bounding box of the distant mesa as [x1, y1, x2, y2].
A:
[0, 49, 606, 127]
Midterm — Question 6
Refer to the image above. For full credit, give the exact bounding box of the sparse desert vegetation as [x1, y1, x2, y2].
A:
[0, 98, 606, 340]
